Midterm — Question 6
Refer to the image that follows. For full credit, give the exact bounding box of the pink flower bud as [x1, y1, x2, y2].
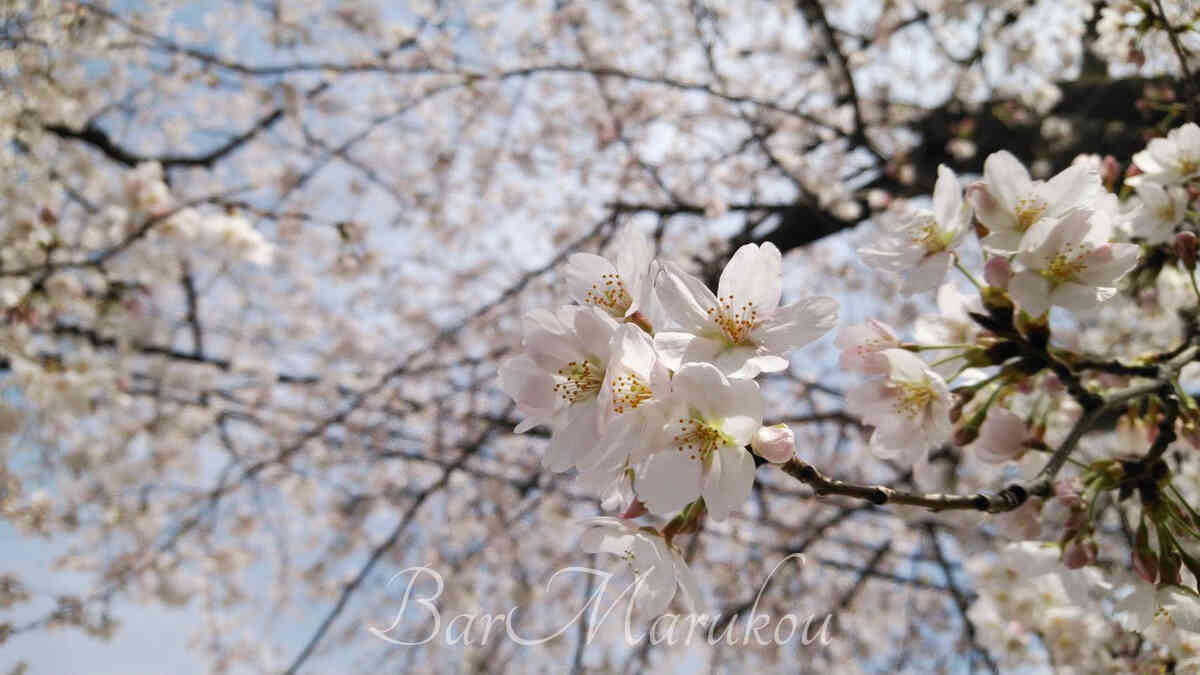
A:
[1133, 547, 1159, 584]
[751, 424, 796, 464]
[984, 256, 1013, 289]
[1176, 231, 1198, 271]
[1100, 155, 1120, 187]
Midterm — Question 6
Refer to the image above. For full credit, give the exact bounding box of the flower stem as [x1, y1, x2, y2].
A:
[953, 254, 984, 291]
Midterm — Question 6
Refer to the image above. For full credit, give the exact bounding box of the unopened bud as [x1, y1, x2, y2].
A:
[1175, 231, 1198, 271]
[1100, 155, 1120, 189]
[1062, 535, 1097, 569]
[1134, 547, 1159, 584]
[984, 257, 1013, 289]
[751, 424, 796, 464]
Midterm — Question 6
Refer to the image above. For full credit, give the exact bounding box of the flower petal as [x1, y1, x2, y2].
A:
[755, 296, 839, 354]
[702, 445, 757, 521]
[717, 242, 782, 313]
[636, 448, 703, 516]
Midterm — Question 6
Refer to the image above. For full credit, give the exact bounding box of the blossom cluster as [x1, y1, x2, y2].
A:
[499, 122, 1200, 655]
[847, 123, 1200, 658]
[500, 228, 838, 612]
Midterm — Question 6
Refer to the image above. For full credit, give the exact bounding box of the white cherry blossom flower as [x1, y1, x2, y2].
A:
[1131, 182, 1189, 243]
[968, 150, 1103, 252]
[845, 348, 952, 464]
[835, 319, 900, 375]
[914, 283, 985, 376]
[971, 407, 1029, 463]
[579, 323, 673, 478]
[1116, 583, 1200, 641]
[498, 305, 619, 471]
[1132, 122, 1200, 185]
[914, 283, 983, 347]
[564, 225, 655, 319]
[857, 165, 972, 294]
[1007, 204, 1140, 317]
[635, 363, 762, 520]
[654, 242, 838, 378]
[578, 517, 703, 617]
[992, 497, 1043, 541]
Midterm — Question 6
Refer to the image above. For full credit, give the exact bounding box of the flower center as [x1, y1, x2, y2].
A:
[1040, 246, 1090, 284]
[908, 214, 947, 253]
[1015, 196, 1048, 232]
[553, 359, 604, 404]
[584, 272, 633, 316]
[1179, 156, 1199, 176]
[892, 381, 934, 419]
[610, 372, 653, 414]
[1158, 203, 1178, 222]
[668, 416, 731, 461]
[620, 546, 642, 575]
[707, 295, 758, 345]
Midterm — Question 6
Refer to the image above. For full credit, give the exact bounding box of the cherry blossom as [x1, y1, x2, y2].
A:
[845, 349, 952, 464]
[654, 242, 838, 378]
[564, 226, 656, 320]
[835, 319, 900, 374]
[857, 165, 972, 294]
[1117, 584, 1200, 641]
[1131, 182, 1190, 243]
[635, 363, 762, 520]
[580, 323, 672, 479]
[971, 407, 1030, 464]
[498, 306, 619, 471]
[578, 517, 703, 617]
[1007, 205, 1141, 317]
[1132, 122, 1200, 185]
[968, 150, 1103, 252]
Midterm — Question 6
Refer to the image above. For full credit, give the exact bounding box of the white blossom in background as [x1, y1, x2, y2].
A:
[971, 407, 1029, 464]
[1130, 182, 1190, 243]
[836, 318, 900, 374]
[914, 283, 983, 347]
[968, 150, 1102, 252]
[1132, 122, 1200, 185]
[635, 362, 762, 520]
[202, 212, 274, 266]
[1116, 583, 1200, 642]
[857, 165, 972, 294]
[578, 517, 703, 616]
[655, 242, 838, 378]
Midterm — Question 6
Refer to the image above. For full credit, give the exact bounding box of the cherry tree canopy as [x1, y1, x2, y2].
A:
[3, 0, 1200, 673]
